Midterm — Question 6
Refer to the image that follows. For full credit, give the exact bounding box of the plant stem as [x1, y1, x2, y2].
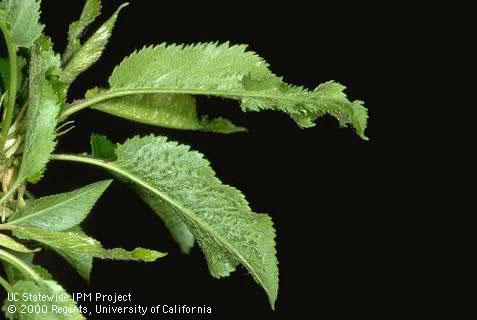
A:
[0, 275, 12, 292]
[0, 248, 42, 283]
[0, 22, 18, 152]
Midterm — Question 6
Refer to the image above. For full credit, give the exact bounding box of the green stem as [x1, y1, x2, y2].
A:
[0, 275, 12, 292]
[0, 248, 41, 283]
[0, 22, 18, 152]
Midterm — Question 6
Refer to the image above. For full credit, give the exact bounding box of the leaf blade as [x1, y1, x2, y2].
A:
[8, 180, 112, 231]
[90, 133, 116, 160]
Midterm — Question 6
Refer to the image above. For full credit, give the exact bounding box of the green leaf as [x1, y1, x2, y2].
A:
[63, 0, 102, 63]
[12, 225, 166, 262]
[6, 280, 86, 319]
[18, 38, 60, 183]
[0, 0, 44, 48]
[83, 135, 279, 307]
[0, 234, 39, 253]
[8, 180, 112, 231]
[90, 133, 116, 160]
[60, 3, 128, 84]
[88, 88, 246, 133]
[97, 42, 367, 138]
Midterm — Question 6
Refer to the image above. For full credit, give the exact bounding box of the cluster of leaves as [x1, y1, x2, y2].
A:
[0, 0, 368, 318]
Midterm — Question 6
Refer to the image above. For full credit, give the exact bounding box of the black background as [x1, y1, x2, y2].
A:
[3, 0, 394, 318]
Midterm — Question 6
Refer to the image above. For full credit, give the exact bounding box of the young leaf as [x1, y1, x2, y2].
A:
[0, 0, 44, 48]
[0, 234, 39, 253]
[8, 180, 112, 231]
[83, 42, 367, 138]
[88, 88, 245, 133]
[63, 0, 102, 63]
[60, 135, 279, 307]
[6, 280, 86, 320]
[60, 3, 128, 84]
[11, 225, 166, 262]
[18, 38, 61, 184]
